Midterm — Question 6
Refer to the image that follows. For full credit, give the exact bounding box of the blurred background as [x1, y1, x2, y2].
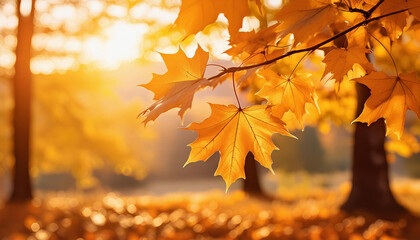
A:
[1, 0, 420, 200]
[2, 0, 420, 239]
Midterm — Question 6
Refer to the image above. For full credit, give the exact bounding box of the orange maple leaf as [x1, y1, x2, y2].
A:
[227, 24, 279, 58]
[347, 25, 369, 48]
[407, 0, 420, 20]
[184, 104, 293, 189]
[256, 70, 318, 128]
[174, 0, 249, 40]
[275, 0, 338, 45]
[322, 47, 373, 88]
[140, 46, 210, 124]
[369, 0, 409, 40]
[354, 71, 420, 139]
[348, 0, 364, 8]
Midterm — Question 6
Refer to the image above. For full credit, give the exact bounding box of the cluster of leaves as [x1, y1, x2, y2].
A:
[140, 0, 420, 189]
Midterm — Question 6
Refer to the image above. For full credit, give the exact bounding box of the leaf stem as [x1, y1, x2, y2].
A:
[288, 51, 311, 79]
[206, 63, 227, 71]
[266, 44, 292, 49]
[232, 72, 242, 109]
[367, 31, 399, 76]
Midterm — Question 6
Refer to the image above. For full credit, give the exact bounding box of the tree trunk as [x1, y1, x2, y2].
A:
[243, 152, 263, 195]
[341, 83, 406, 214]
[10, 0, 35, 202]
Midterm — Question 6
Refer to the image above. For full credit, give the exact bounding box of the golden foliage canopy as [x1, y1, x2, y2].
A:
[141, 0, 420, 189]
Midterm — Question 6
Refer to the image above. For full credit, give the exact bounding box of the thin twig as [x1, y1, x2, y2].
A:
[288, 51, 311, 79]
[348, 7, 369, 16]
[367, 31, 399, 75]
[206, 63, 227, 71]
[365, 0, 384, 19]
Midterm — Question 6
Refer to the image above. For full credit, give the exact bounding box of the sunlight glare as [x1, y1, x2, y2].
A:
[91, 212, 106, 226]
[51, 4, 76, 21]
[241, 16, 260, 32]
[0, 4, 18, 29]
[80, 21, 149, 69]
[0, 52, 15, 69]
[106, 4, 127, 18]
[35, 0, 48, 12]
[19, 0, 32, 17]
[130, 3, 178, 24]
[266, 0, 283, 9]
[86, 0, 104, 16]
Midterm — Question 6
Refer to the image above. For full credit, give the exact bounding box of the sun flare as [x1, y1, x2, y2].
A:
[82, 21, 149, 69]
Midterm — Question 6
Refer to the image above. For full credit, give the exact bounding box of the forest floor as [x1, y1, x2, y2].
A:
[1, 179, 420, 240]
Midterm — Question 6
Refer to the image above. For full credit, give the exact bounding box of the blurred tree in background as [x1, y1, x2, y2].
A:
[10, 0, 35, 201]
[0, 0, 180, 201]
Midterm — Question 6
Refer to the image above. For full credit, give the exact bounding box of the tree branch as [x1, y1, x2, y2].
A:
[348, 7, 369, 16]
[207, 7, 408, 81]
[366, 0, 384, 19]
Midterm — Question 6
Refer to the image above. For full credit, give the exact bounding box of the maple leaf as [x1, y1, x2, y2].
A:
[349, 0, 364, 8]
[322, 47, 373, 88]
[275, 0, 338, 45]
[406, 0, 420, 21]
[140, 46, 210, 124]
[184, 104, 293, 189]
[347, 23, 369, 48]
[227, 24, 279, 58]
[369, 0, 409, 40]
[174, 0, 249, 40]
[250, 0, 263, 13]
[221, 0, 251, 41]
[174, 0, 218, 36]
[354, 71, 420, 139]
[256, 70, 318, 128]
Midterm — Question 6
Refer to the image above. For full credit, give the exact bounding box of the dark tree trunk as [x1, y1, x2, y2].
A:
[341, 83, 406, 214]
[10, 0, 35, 202]
[243, 152, 263, 195]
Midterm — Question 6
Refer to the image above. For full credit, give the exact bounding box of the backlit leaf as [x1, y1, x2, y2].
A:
[184, 104, 293, 189]
[140, 46, 210, 124]
[275, 0, 338, 45]
[257, 70, 318, 128]
[354, 71, 420, 139]
[174, 0, 249, 40]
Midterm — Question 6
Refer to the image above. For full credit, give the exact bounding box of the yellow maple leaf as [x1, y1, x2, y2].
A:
[354, 71, 420, 139]
[322, 47, 373, 88]
[184, 104, 293, 189]
[140, 46, 210, 124]
[174, 0, 249, 40]
[274, 0, 338, 45]
[256, 70, 318, 128]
